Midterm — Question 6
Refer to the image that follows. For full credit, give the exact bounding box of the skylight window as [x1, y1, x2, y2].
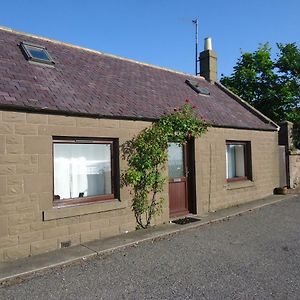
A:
[185, 79, 210, 96]
[20, 42, 55, 65]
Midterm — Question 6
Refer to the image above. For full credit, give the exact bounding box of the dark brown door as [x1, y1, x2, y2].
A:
[168, 143, 189, 217]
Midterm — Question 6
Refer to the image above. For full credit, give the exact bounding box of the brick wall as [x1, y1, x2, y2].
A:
[0, 111, 279, 261]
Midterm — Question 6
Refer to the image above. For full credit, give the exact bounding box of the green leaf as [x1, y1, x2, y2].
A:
[121, 102, 209, 229]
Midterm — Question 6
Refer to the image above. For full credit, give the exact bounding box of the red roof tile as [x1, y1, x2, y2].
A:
[0, 28, 277, 131]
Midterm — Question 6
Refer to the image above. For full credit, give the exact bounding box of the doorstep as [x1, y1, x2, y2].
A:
[0, 193, 298, 285]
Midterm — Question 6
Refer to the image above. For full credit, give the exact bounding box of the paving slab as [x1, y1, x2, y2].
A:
[83, 223, 182, 255]
[0, 193, 297, 284]
[0, 244, 96, 283]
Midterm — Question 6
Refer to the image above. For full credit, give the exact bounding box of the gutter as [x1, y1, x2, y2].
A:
[0, 103, 278, 132]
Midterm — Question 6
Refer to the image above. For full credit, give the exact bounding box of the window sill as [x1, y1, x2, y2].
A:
[53, 194, 115, 208]
[225, 180, 254, 190]
[226, 176, 247, 183]
[43, 199, 127, 221]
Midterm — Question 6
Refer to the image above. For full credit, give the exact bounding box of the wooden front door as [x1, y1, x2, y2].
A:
[168, 143, 189, 217]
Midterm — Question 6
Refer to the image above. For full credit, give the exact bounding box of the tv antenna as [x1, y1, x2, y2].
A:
[192, 19, 200, 75]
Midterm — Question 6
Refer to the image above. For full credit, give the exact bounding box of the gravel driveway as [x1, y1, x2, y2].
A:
[1, 196, 300, 299]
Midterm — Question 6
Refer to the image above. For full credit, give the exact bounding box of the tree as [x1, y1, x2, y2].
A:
[220, 43, 300, 124]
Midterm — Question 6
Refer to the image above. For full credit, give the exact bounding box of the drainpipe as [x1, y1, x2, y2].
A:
[208, 143, 212, 212]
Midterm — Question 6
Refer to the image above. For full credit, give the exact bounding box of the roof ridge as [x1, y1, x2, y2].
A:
[0, 26, 206, 80]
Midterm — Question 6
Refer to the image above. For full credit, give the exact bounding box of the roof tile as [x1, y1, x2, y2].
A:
[0, 28, 276, 131]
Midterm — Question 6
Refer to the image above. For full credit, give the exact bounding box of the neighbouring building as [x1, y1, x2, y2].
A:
[0, 27, 279, 261]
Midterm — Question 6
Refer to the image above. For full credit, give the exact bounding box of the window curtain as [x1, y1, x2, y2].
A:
[235, 145, 245, 177]
[226, 144, 245, 179]
[226, 145, 236, 178]
[54, 143, 112, 199]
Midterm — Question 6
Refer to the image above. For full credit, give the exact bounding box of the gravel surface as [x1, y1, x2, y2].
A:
[1, 197, 300, 299]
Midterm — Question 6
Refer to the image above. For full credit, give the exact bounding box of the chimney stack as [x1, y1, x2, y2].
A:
[199, 37, 217, 83]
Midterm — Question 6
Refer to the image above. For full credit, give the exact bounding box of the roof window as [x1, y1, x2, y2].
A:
[20, 42, 55, 65]
[185, 79, 210, 96]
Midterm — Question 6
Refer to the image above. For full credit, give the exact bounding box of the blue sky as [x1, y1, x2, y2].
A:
[1, 0, 299, 78]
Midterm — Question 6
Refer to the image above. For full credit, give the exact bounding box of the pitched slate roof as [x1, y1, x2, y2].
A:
[0, 27, 277, 131]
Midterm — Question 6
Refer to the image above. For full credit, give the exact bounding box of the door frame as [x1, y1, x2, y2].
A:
[168, 139, 197, 217]
[186, 138, 197, 214]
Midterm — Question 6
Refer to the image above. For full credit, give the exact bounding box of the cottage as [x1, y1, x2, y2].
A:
[0, 27, 279, 261]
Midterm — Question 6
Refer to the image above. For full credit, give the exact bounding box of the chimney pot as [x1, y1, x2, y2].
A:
[204, 37, 212, 51]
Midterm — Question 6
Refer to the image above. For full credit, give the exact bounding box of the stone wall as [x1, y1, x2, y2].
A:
[278, 121, 300, 188]
[288, 153, 300, 188]
[0, 110, 280, 261]
[195, 127, 279, 213]
[0, 111, 169, 261]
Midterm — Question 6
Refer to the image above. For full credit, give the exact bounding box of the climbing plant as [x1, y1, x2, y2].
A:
[121, 101, 209, 229]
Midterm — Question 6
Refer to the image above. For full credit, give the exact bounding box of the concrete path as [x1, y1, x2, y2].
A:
[0, 194, 298, 297]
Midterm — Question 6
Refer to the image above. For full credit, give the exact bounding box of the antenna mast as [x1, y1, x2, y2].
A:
[192, 19, 200, 75]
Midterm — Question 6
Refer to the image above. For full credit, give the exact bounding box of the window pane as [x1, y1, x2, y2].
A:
[168, 143, 184, 178]
[226, 144, 245, 179]
[235, 145, 245, 177]
[54, 143, 112, 200]
[27, 46, 50, 61]
[226, 145, 236, 178]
